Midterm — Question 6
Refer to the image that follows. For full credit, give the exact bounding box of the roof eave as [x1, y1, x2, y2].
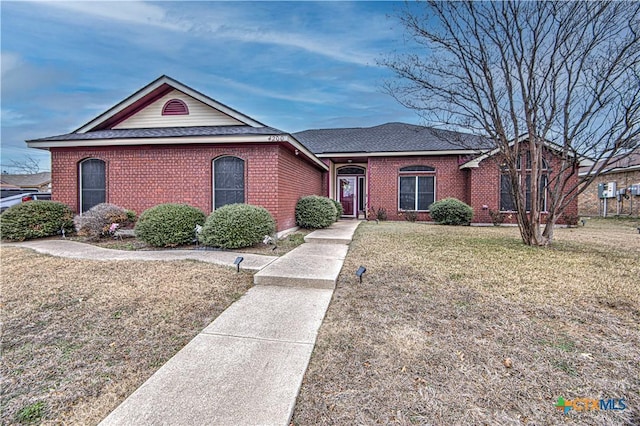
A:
[315, 149, 480, 158]
[26, 134, 328, 171]
[579, 163, 640, 176]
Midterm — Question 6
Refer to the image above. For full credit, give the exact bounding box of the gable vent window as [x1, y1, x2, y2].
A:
[162, 99, 189, 115]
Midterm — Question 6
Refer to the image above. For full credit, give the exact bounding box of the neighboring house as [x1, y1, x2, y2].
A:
[0, 172, 51, 196]
[26, 75, 580, 232]
[578, 149, 640, 217]
[0, 171, 51, 192]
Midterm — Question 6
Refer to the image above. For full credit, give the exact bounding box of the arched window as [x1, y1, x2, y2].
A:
[501, 152, 549, 212]
[79, 158, 106, 212]
[337, 166, 366, 175]
[162, 99, 189, 115]
[213, 156, 245, 209]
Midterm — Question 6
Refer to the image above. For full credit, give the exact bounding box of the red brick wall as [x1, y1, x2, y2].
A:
[50, 143, 323, 231]
[276, 146, 325, 230]
[367, 156, 467, 221]
[470, 153, 580, 224]
[469, 157, 501, 224]
[361, 152, 579, 225]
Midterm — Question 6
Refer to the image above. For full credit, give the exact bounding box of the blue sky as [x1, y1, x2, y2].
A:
[1, 1, 419, 172]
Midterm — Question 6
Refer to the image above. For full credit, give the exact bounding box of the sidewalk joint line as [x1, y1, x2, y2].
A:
[200, 331, 315, 346]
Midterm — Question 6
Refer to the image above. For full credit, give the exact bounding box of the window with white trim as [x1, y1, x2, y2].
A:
[79, 158, 106, 212]
[399, 166, 435, 211]
[213, 156, 245, 209]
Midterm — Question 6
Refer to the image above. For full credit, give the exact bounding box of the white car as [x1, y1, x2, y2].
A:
[0, 192, 52, 213]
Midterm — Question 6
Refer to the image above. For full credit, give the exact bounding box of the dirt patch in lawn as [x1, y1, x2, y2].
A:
[0, 247, 252, 425]
[293, 220, 640, 425]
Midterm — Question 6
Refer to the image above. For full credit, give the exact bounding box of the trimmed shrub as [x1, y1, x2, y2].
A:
[135, 203, 206, 247]
[429, 198, 474, 225]
[74, 203, 131, 239]
[0, 201, 74, 241]
[295, 195, 337, 229]
[199, 203, 276, 249]
[331, 199, 344, 220]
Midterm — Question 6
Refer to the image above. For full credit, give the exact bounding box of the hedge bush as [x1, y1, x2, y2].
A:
[295, 195, 337, 229]
[74, 203, 131, 239]
[135, 203, 206, 247]
[429, 198, 474, 225]
[331, 199, 344, 220]
[199, 203, 276, 249]
[0, 201, 74, 241]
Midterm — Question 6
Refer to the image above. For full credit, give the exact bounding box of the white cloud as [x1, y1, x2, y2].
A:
[0, 108, 37, 126]
[219, 27, 375, 66]
[1, 53, 22, 78]
[31, 0, 190, 31]
[209, 75, 341, 105]
[29, 1, 383, 66]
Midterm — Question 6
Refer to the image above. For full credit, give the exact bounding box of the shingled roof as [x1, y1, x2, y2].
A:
[28, 125, 285, 142]
[294, 122, 492, 155]
[0, 172, 51, 188]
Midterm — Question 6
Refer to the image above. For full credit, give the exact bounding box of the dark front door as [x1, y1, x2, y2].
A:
[339, 177, 356, 217]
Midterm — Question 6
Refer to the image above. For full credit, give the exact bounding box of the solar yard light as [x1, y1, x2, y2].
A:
[356, 266, 366, 283]
[234, 256, 244, 272]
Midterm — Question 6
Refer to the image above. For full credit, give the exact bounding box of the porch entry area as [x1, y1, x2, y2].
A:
[336, 166, 366, 218]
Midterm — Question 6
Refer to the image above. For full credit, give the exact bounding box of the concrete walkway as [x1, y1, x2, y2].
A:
[5, 240, 277, 271]
[99, 219, 361, 425]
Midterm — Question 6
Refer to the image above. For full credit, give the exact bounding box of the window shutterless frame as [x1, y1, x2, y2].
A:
[79, 158, 106, 213]
[398, 166, 436, 212]
[212, 156, 245, 210]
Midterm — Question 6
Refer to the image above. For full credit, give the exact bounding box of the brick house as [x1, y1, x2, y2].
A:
[578, 149, 640, 217]
[27, 75, 580, 232]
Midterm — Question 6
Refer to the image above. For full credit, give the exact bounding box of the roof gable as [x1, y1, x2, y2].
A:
[459, 136, 595, 169]
[112, 89, 244, 129]
[75, 75, 264, 133]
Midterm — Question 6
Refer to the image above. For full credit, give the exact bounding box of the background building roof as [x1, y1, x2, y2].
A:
[0, 172, 51, 188]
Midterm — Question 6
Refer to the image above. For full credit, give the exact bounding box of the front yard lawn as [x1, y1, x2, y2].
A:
[293, 219, 640, 425]
[0, 248, 252, 424]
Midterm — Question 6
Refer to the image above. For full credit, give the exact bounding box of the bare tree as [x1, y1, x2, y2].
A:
[383, 1, 640, 245]
[7, 155, 41, 174]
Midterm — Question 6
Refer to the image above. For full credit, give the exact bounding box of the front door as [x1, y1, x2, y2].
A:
[339, 177, 356, 217]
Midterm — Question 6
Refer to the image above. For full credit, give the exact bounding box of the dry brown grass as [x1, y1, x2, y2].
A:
[0, 247, 252, 425]
[293, 218, 640, 425]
